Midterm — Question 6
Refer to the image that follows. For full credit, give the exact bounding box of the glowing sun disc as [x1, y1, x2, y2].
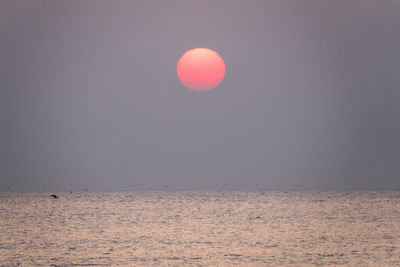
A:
[177, 48, 225, 91]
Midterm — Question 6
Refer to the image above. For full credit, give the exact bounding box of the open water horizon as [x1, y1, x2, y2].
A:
[1, 191, 400, 266]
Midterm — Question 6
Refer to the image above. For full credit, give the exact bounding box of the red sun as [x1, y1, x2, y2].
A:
[177, 48, 225, 91]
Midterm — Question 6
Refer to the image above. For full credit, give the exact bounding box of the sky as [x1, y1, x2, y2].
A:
[1, 0, 400, 191]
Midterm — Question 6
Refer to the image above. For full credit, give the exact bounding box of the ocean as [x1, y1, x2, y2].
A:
[1, 191, 399, 266]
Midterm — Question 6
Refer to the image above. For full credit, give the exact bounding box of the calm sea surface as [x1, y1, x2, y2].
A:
[1, 191, 400, 266]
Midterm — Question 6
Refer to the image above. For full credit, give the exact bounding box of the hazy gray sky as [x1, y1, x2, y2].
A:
[1, 0, 400, 190]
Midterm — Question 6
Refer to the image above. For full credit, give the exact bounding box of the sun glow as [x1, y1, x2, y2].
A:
[177, 48, 225, 91]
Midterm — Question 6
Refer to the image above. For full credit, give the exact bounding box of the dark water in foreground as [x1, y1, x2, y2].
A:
[1, 191, 400, 266]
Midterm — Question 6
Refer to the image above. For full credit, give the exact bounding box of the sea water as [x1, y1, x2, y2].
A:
[1, 191, 400, 266]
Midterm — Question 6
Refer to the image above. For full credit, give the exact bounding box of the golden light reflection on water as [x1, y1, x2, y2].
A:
[1, 191, 400, 266]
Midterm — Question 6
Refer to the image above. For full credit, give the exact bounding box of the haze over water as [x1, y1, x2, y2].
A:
[1, 191, 400, 266]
